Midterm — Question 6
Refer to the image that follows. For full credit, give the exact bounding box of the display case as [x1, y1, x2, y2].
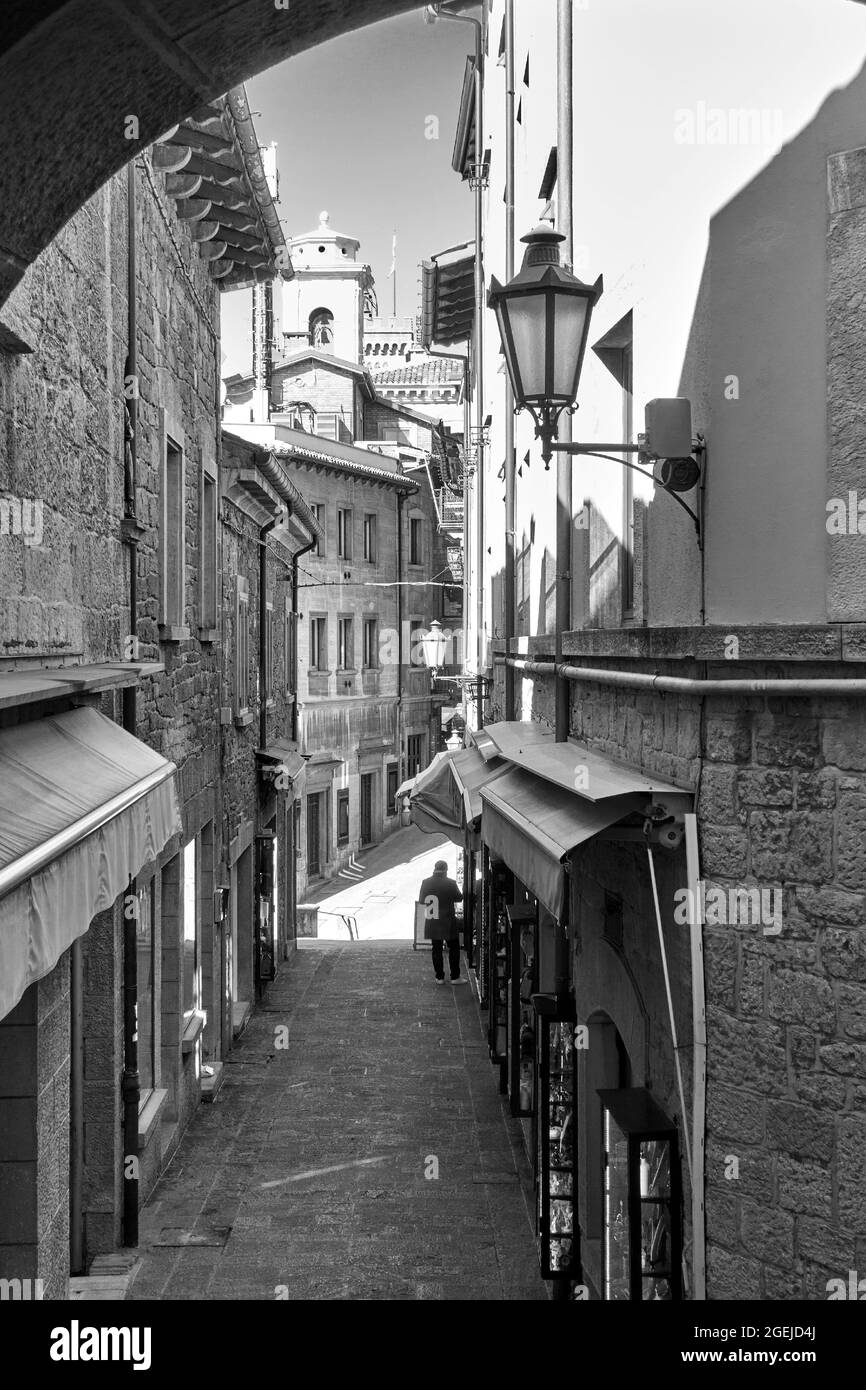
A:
[534, 993, 577, 1280]
[599, 1088, 682, 1302]
[487, 860, 512, 1068]
[508, 905, 537, 1116]
[478, 848, 489, 1006]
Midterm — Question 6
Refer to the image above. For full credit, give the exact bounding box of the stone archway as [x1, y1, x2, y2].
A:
[0, 0, 474, 305]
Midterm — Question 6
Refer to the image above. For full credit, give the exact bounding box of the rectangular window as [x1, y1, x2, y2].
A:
[200, 469, 217, 630]
[311, 616, 327, 671]
[363, 617, 378, 669]
[338, 508, 353, 560]
[311, 503, 325, 556]
[363, 512, 377, 563]
[137, 880, 156, 1095]
[407, 733, 425, 777]
[337, 789, 350, 845]
[265, 600, 274, 702]
[234, 576, 250, 714]
[409, 517, 422, 566]
[182, 838, 199, 1019]
[162, 437, 185, 628]
[338, 616, 354, 670]
[387, 764, 399, 817]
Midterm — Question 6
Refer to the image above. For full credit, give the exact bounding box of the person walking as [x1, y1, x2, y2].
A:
[418, 859, 465, 985]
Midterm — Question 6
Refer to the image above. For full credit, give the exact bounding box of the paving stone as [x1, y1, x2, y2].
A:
[128, 941, 547, 1302]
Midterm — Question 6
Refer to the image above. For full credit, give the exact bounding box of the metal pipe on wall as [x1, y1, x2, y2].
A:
[555, 0, 574, 745]
[502, 655, 866, 699]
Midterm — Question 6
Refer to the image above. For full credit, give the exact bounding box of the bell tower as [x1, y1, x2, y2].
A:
[279, 211, 373, 365]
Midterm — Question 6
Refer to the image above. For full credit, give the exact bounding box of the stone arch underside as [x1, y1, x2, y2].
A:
[0, 0, 449, 306]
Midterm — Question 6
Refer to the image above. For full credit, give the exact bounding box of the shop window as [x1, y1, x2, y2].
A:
[600, 1089, 682, 1301]
[337, 789, 350, 845]
[161, 436, 185, 630]
[137, 879, 157, 1097]
[387, 763, 399, 816]
[182, 838, 200, 1021]
[310, 615, 327, 671]
[409, 517, 423, 566]
[363, 617, 378, 670]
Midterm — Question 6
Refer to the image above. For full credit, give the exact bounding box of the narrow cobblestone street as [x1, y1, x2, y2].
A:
[128, 938, 546, 1301]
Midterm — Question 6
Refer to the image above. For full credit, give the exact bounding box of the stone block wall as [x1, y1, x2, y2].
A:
[500, 648, 866, 1299]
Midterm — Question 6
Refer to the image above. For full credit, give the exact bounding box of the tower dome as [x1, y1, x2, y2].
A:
[289, 210, 360, 266]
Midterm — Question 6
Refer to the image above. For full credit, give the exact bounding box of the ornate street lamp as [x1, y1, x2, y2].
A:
[488, 224, 603, 468]
[419, 619, 448, 676]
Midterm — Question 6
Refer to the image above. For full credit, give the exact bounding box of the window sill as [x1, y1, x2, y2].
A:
[198, 626, 218, 643]
[159, 624, 190, 643]
[234, 709, 254, 728]
[138, 1087, 169, 1145]
[182, 1010, 206, 1054]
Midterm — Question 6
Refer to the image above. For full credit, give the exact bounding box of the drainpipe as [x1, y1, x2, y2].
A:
[120, 159, 140, 1251]
[504, 0, 516, 722]
[555, 0, 574, 744]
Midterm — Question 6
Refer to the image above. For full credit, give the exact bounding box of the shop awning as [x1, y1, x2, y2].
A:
[410, 746, 508, 845]
[256, 739, 306, 793]
[0, 707, 182, 1021]
[480, 721, 693, 803]
[480, 768, 643, 918]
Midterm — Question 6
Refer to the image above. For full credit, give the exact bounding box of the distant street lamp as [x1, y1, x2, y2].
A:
[488, 224, 602, 468]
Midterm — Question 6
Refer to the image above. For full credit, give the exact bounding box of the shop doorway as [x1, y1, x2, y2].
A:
[582, 1013, 631, 1296]
[307, 793, 322, 877]
[360, 773, 374, 846]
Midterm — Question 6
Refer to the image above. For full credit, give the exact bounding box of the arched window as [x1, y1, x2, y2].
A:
[309, 308, 334, 349]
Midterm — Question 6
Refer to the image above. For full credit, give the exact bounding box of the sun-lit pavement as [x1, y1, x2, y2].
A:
[126, 931, 547, 1301]
[300, 824, 460, 941]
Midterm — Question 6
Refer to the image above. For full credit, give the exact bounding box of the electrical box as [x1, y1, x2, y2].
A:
[644, 398, 692, 459]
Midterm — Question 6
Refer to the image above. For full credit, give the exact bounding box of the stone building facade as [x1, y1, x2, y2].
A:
[448, 0, 866, 1299]
[0, 90, 293, 1296]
